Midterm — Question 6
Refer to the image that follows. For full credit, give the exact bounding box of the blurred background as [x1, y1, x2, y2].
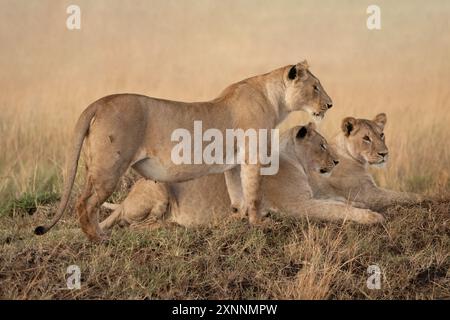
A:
[1, 0, 449, 203]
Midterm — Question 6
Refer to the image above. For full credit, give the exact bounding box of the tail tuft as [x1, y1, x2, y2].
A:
[34, 226, 47, 236]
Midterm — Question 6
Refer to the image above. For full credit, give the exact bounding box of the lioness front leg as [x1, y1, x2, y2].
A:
[286, 199, 384, 224]
[361, 187, 425, 211]
[240, 163, 263, 225]
[224, 166, 243, 213]
[326, 195, 368, 209]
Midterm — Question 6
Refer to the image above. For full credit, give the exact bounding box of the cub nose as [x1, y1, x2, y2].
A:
[333, 160, 339, 165]
[326, 103, 333, 109]
[378, 152, 388, 158]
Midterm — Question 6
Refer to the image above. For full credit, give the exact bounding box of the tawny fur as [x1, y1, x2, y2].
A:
[308, 113, 425, 210]
[100, 124, 384, 231]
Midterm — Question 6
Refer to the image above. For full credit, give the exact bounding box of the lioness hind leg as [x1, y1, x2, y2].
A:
[77, 169, 125, 241]
[76, 176, 113, 241]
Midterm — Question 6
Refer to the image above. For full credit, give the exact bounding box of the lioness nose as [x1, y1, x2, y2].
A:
[378, 152, 388, 158]
[333, 160, 339, 165]
[326, 103, 333, 109]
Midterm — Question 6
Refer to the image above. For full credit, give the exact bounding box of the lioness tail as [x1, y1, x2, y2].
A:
[34, 103, 98, 235]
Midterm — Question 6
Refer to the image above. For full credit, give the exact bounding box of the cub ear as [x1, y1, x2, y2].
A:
[341, 117, 357, 136]
[373, 113, 387, 130]
[296, 125, 308, 139]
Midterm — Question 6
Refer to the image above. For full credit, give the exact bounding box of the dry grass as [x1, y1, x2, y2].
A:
[0, 200, 449, 299]
[0, 1, 449, 299]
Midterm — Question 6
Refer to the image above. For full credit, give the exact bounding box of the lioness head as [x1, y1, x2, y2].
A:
[341, 113, 388, 166]
[287, 122, 339, 175]
[284, 60, 333, 121]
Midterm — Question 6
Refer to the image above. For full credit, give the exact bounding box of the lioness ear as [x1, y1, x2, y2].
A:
[288, 61, 309, 81]
[296, 60, 309, 80]
[299, 60, 309, 69]
[307, 121, 316, 131]
[373, 113, 387, 130]
[341, 117, 357, 136]
[288, 65, 297, 80]
[296, 126, 308, 139]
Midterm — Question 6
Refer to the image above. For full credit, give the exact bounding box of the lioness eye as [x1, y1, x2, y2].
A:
[321, 143, 326, 150]
[380, 133, 385, 139]
[313, 85, 319, 92]
[363, 135, 371, 142]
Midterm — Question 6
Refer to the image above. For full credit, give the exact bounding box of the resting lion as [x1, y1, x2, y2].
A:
[100, 123, 384, 231]
[308, 113, 424, 210]
[34, 61, 333, 241]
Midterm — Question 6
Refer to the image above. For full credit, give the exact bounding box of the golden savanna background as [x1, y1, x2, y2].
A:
[1, 0, 449, 200]
[0, 1, 449, 299]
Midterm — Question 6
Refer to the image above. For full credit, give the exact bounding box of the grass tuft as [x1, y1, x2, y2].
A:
[0, 192, 60, 217]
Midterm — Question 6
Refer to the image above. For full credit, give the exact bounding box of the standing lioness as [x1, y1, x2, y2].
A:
[35, 61, 333, 241]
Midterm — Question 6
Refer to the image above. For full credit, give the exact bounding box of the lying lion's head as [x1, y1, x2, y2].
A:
[287, 122, 339, 175]
[341, 113, 388, 166]
[284, 61, 333, 122]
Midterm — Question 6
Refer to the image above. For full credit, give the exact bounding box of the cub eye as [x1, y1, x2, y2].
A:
[380, 133, 385, 139]
[313, 85, 319, 92]
[363, 135, 371, 142]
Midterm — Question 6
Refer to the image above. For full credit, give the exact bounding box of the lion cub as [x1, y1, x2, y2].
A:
[308, 113, 424, 210]
[100, 123, 384, 231]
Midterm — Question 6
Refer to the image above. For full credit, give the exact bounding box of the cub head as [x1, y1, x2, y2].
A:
[287, 122, 339, 175]
[341, 113, 389, 166]
[284, 60, 333, 122]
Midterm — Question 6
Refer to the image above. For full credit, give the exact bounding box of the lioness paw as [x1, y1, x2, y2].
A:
[366, 210, 385, 224]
